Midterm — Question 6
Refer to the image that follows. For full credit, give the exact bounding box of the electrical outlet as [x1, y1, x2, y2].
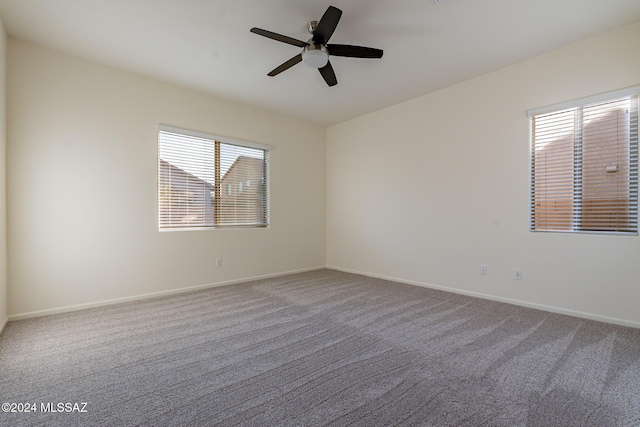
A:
[216, 258, 223, 267]
[514, 269, 522, 280]
[480, 265, 487, 275]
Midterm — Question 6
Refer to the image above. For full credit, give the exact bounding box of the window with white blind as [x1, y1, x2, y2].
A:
[528, 87, 639, 234]
[158, 126, 269, 230]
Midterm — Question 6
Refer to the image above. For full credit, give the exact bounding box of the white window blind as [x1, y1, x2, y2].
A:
[529, 90, 638, 234]
[158, 126, 269, 230]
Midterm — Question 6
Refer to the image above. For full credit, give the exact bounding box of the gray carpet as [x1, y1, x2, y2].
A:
[0, 269, 639, 426]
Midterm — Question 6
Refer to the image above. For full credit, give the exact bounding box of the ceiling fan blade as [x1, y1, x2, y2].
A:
[327, 44, 383, 59]
[313, 6, 342, 44]
[267, 54, 303, 76]
[318, 61, 337, 87]
[250, 27, 308, 48]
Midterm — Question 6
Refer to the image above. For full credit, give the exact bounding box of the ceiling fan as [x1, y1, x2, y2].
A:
[250, 5, 383, 87]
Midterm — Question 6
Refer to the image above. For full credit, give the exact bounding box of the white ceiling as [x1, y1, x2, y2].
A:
[0, 0, 639, 127]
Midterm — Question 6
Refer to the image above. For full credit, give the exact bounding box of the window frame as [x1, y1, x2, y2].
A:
[527, 86, 639, 236]
[157, 125, 270, 231]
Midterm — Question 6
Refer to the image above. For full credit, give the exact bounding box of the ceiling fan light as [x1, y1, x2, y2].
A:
[302, 45, 329, 68]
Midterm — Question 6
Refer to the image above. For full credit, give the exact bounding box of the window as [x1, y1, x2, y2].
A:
[528, 87, 638, 234]
[158, 125, 269, 230]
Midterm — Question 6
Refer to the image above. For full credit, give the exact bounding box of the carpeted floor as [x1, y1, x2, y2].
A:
[0, 269, 639, 426]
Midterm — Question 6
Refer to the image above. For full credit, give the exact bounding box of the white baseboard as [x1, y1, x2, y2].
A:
[8, 266, 325, 322]
[9, 264, 639, 330]
[0, 316, 7, 335]
[327, 266, 640, 329]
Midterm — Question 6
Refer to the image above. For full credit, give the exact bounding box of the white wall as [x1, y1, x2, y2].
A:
[7, 39, 326, 317]
[326, 23, 640, 327]
[0, 19, 7, 331]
